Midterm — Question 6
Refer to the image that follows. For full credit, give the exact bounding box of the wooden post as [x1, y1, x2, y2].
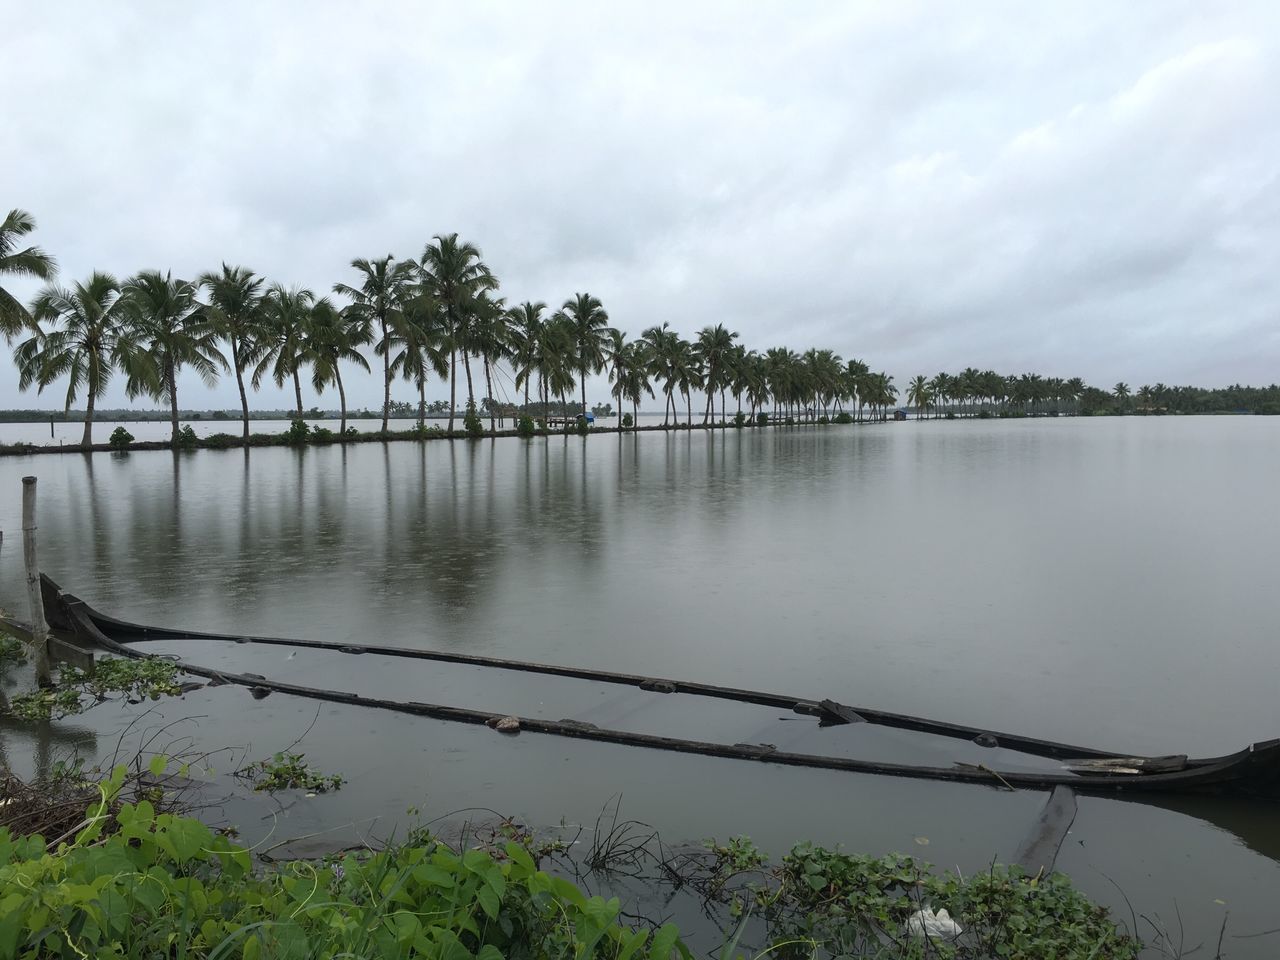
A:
[21, 476, 52, 686]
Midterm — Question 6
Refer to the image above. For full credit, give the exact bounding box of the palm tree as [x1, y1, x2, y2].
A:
[557, 292, 611, 415]
[392, 289, 450, 429]
[671, 337, 704, 426]
[1, 209, 57, 340]
[307, 298, 370, 435]
[334, 256, 415, 433]
[15, 272, 134, 448]
[907, 375, 931, 420]
[420, 234, 497, 430]
[120, 270, 226, 444]
[254, 284, 316, 418]
[199, 264, 266, 441]
[642, 323, 680, 425]
[509, 301, 548, 410]
[608, 336, 653, 430]
[695, 324, 739, 425]
[540, 315, 578, 416]
[471, 293, 510, 430]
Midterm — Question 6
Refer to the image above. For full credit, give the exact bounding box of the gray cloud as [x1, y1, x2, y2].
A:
[3, 1, 1278, 410]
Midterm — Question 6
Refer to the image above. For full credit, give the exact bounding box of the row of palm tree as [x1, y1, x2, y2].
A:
[903, 369, 1091, 418]
[2, 209, 909, 448]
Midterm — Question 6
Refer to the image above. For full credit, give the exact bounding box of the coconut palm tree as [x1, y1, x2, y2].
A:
[420, 234, 497, 430]
[907, 374, 931, 420]
[254, 284, 316, 419]
[608, 335, 653, 430]
[199, 265, 266, 441]
[540, 315, 578, 415]
[509, 301, 548, 410]
[557, 292, 611, 415]
[695, 324, 739, 426]
[334, 256, 415, 433]
[15, 272, 134, 448]
[471, 293, 511, 430]
[670, 337, 704, 426]
[119, 270, 226, 444]
[388, 287, 450, 429]
[1, 209, 57, 340]
[307, 298, 370, 435]
[642, 323, 681, 425]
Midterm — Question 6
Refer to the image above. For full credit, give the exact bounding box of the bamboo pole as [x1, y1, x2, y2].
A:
[21, 476, 52, 686]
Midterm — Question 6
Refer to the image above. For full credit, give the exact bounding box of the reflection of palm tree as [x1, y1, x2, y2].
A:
[333, 256, 414, 433]
[1, 208, 57, 341]
[120, 270, 225, 444]
[199, 264, 265, 441]
[16, 271, 133, 448]
[308, 298, 370, 435]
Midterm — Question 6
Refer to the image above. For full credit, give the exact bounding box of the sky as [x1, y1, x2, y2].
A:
[3, 1, 1279, 411]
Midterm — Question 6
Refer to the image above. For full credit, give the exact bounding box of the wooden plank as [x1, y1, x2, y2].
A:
[1014, 785, 1077, 873]
[21, 477, 51, 685]
[818, 698, 866, 725]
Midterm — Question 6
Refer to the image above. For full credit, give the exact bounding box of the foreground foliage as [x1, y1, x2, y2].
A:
[0, 767, 686, 960]
[5, 657, 182, 721]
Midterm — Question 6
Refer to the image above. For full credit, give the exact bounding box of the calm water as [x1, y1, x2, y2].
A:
[2, 418, 1278, 954]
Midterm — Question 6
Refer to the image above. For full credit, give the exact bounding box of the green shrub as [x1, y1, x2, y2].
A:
[784, 416, 795, 425]
[175, 425, 198, 449]
[342, 426, 360, 440]
[463, 404, 484, 438]
[201, 432, 239, 449]
[0, 792, 688, 960]
[817, 415, 830, 425]
[733, 412, 747, 427]
[575, 418, 589, 436]
[310, 426, 335, 444]
[108, 426, 134, 450]
[755, 412, 769, 426]
[834, 411, 853, 424]
[621, 412, 634, 429]
[283, 418, 311, 444]
[516, 415, 536, 437]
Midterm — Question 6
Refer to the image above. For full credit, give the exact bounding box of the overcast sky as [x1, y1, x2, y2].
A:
[3, 1, 1278, 411]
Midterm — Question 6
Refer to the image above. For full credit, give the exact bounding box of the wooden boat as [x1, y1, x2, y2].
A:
[31, 576, 1280, 799]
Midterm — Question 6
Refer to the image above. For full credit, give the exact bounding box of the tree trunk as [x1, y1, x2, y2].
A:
[381, 316, 391, 433]
[167, 360, 179, 446]
[447, 339, 457, 432]
[686, 391, 692, 427]
[463, 353, 475, 413]
[233, 341, 250, 441]
[81, 390, 95, 449]
[20, 477, 52, 686]
[580, 365, 587, 415]
[337, 368, 348, 436]
[293, 369, 304, 420]
[484, 357, 495, 431]
[418, 379, 426, 429]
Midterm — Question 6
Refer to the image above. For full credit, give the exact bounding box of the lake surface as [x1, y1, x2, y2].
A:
[2, 417, 1278, 955]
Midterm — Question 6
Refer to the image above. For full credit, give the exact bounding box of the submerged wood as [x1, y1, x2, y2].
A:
[20, 478, 51, 686]
[41, 576, 1280, 799]
[1014, 785, 1078, 873]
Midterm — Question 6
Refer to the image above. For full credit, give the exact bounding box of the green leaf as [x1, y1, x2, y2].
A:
[148, 755, 168, 777]
[475, 884, 500, 920]
[647, 924, 681, 960]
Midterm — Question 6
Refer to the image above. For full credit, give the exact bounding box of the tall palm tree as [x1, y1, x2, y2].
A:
[695, 324, 739, 426]
[608, 335, 654, 430]
[420, 234, 497, 430]
[907, 374, 931, 421]
[307, 298, 370, 435]
[540, 315, 578, 416]
[254, 284, 316, 419]
[15, 272, 133, 448]
[392, 289, 450, 429]
[472, 293, 510, 430]
[120, 270, 226, 444]
[642, 323, 681, 425]
[334, 256, 415, 432]
[557, 292, 611, 415]
[671, 337, 704, 427]
[199, 264, 265, 441]
[1, 209, 57, 340]
[509, 301, 548, 410]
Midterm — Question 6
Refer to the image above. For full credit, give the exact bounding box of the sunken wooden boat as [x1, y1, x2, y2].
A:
[32, 575, 1280, 799]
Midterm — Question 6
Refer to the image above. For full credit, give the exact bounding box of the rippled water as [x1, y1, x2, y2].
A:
[2, 417, 1278, 954]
